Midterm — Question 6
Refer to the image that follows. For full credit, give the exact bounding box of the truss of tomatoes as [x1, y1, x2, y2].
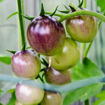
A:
[12, 13, 97, 105]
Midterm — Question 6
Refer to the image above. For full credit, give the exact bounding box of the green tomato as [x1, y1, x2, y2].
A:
[16, 84, 44, 105]
[45, 67, 72, 85]
[41, 91, 63, 105]
[47, 38, 80, 70]
[66, 16, 97, 42]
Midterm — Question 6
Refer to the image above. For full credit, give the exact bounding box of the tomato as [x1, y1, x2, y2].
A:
[12, 50, 41, 79]
[45, 67, 72, 85]
[27, 16, 66, 56]
[16, 84, 44, 105]
[41, 91, 63, 105]
[66, 16, 97, 42]
[47, 38, 80, 70]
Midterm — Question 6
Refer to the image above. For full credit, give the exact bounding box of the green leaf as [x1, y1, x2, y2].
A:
[0, 55, 11, 64]
[64, 5, 70, 11]
[63, 58, 104, 105]
[40, 3, 45, 16]
[93, 90, 105, 105]
[58, 10, 70, 14]
[22, 15, 34, 21]
[0, 103, 3, 105]
[7, 91, 16, 105]
[7, 12, 18, 19]
[7, 50, 16, 54]
[0, 0, 3, 2]
[96, 0, 105, 12]
[78, 0, 83, 8]
[50, 6, 58, 16]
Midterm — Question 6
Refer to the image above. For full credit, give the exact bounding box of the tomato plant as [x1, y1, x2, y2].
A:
[0, 0, 105, 105]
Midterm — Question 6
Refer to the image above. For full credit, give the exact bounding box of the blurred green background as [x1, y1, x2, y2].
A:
[0, 0, 105, 104]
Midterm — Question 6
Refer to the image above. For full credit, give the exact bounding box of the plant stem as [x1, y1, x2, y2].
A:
[82, 0, 87, 8]
[17, 0, 26, 51]
[81, 0, 87, 61]
[84, 99, 90, 105]
[59, 10, 105, 22]
[81, 43, 86, 61]
[84, 41, 93, 57]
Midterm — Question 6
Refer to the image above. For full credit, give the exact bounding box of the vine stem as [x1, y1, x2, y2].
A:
[59, 10, 105, 22]
[84, 41, 93, 57]
[17, 0, 26, 51]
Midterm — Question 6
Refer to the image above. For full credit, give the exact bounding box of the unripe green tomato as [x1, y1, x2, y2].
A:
[12, 50, 41, 79]
[66, 16, 97, 42]
[41, 91, 63, 105]
[45, 67, 72, 85]
[16, 84, 44, 105]
[47, 38, 80, 70]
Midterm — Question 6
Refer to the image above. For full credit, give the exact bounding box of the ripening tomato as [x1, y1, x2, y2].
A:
[66, 16, 97, 42]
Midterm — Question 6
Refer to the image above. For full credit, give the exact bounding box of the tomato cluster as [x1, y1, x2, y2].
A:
[12, 14, 97, 105]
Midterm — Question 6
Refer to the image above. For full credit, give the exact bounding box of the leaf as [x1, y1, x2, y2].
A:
[50, 6, 58, 16]
[7, 12, 18, 19]
[0, 0, 3, 2]
[41, 58, 48, 66]
[78, 0, 83, 8]
[58, 10, 70, 14]
[0, 103, 3, 105]
[63, 58, 104, 105]
[96, 0, 105, 12]
[7, 91, 16, 105]
[40, 3, 45, 16]
[22, 15, 34, 21]
[7, 50, 16, 54]
[64, 5, 70, 11]
[0, 55, 11, 64]
[93, 90, 105, 105]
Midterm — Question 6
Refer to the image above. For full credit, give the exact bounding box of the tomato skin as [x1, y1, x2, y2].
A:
[48, 38, 80, 70]
[45, 67, 72, 85]
[27, 16, 66, 56]
[66, 16, 97, 42]
[41, 91, 63, 105]
[12, 50, 41, 79]
[16, 84, 44, 105]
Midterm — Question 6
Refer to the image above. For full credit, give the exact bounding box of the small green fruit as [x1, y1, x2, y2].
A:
[48, 38, 80, 70]
[66, 16, 97, 42]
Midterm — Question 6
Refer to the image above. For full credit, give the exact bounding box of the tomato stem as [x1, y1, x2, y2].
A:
[59, 10, 105, 22]
[17, 0, 26, 51]
[84, 41, 93, 58]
